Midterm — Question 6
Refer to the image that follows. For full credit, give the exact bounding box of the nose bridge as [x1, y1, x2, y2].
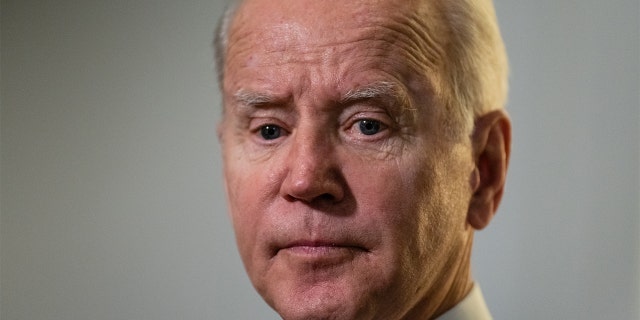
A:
[289, 121, 332, 180]
[281, 118, 343, 203]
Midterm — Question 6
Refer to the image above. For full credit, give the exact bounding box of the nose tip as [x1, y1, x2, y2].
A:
[280, 140, 345, 205]
[282, 164, 345, 204]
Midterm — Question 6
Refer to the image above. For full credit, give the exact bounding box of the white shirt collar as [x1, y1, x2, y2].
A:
[435, 284, 492, 320]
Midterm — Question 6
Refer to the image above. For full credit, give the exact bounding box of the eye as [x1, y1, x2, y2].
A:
[260, 124, 282, 140]
[358, 119, 383, 135]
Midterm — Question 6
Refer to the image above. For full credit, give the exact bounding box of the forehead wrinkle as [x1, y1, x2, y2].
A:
[225, 1, 445, 117]
[362, 12, 445, 75]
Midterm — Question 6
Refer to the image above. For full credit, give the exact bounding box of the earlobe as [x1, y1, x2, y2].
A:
[467, 110, 511, 230]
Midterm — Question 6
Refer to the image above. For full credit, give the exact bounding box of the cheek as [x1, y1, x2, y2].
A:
[222, 144, 287, 273]
[339, 155, 442, 301]
[223, 156, 266, 262]
[224, 167, 251, 248]
[346, 154, 429, 250]
[354, 146, 471, 265]
[409, 147, 474, 258]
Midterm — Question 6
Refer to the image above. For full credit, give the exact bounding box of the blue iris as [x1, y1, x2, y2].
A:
[358, 120, 381, 135]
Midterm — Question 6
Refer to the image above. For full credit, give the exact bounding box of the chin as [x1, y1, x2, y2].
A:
[273, 294, 363, 320]
[263, 277, 375, 320]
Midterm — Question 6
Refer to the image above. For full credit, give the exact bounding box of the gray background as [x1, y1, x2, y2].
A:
[1, 0, 638, 319]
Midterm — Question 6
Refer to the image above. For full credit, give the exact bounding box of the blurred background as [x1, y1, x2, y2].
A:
[1, 0, 638, 319]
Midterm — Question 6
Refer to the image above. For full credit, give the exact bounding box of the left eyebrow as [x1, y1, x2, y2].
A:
[340, 81, 411, 110]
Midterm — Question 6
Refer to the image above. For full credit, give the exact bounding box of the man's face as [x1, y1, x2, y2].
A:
[220, 0, 476, 319]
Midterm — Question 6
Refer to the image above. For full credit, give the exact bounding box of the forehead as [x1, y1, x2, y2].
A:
[232, 0, 413, 36]
[237, 1, 400, 24]
[224, 0, 447, 98]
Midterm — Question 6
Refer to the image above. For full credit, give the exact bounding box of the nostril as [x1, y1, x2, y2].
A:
[283, 194, 296, 202]
[317, 193, 335, 202]
[283, 192, 335, 204]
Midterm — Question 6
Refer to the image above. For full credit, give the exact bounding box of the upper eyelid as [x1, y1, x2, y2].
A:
[248, 117, 289, 130]
[237, 107, 297, 128]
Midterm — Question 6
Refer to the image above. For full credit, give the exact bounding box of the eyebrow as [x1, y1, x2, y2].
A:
[340, 81, 410, 110]
[231, 81, 410, 110]
[233, 89, 281, 107]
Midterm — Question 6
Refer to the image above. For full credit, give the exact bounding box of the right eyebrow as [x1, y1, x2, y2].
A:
[233, 89, 280, 107]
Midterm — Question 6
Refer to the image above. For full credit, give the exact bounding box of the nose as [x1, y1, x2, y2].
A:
[279, 129, 345, 205]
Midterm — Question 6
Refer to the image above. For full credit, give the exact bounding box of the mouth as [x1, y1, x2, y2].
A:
[282, 240, 367, 253]
[274, 240, 369, 266]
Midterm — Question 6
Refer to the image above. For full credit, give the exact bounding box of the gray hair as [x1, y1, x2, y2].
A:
[213, 1, 239, 86]
[212, 0, 508, 137]
[439, 0, 509, 136]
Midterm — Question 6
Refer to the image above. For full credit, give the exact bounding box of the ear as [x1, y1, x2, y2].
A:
[467, 109, 511, 230]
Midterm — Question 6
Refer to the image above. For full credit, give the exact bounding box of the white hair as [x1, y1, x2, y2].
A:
[213, 1, 239, 86]
[439, 0, 509, 136]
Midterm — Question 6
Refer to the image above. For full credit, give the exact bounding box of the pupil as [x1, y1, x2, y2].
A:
[359, 120, 380, 135]
[261, 125, 280, 140]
